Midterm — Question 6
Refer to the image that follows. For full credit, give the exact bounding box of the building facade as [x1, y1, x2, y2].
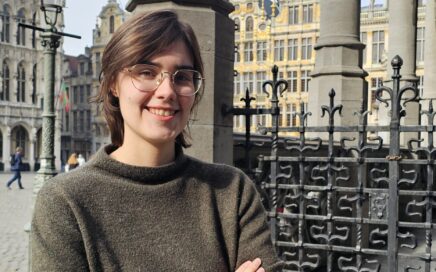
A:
[60, 50, 93, 165]
[0, 0, 64, 171]
[230, 0, 428, 133]
[59, 0, 126, 160]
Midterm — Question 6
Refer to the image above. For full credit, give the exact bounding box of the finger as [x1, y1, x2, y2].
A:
[235, 260, 253, 272]
[256, 268, 265, 272]
[246, 258, 262, 271]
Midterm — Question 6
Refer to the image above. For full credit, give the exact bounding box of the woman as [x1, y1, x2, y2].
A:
[31, 10, 282, 272]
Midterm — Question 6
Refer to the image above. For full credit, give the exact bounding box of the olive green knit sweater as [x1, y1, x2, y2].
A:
[31, 145, 283, 272]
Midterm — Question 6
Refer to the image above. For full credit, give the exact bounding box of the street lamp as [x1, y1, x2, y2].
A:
[18, 0, 80, 193]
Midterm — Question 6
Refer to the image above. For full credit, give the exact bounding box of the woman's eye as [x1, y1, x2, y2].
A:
[175, 71, 192, 83]
[138, 69, 156, 78]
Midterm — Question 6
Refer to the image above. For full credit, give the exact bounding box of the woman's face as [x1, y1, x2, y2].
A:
[114, 40, 196, 148]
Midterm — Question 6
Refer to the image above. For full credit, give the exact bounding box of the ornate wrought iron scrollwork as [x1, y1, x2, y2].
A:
[337, 256, 381, 272]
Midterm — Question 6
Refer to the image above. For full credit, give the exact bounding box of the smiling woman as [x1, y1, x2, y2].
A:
[31, 10, 283, 272]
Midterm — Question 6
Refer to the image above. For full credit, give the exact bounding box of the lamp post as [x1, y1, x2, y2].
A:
[19, 0, 80, 192]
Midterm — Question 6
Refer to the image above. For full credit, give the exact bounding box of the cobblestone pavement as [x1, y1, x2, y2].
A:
[0, 173, 34, 272]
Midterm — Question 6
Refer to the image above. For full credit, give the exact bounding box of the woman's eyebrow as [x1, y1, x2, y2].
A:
[136, 61, 194, 70]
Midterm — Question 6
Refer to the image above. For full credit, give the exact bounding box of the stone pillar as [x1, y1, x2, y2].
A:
[126, 0, 235, 165]
[29, 128, 36, 171]
[423, 0, 436, 105]
[308, 0, 367, 129]
[380, 0, 418, 143]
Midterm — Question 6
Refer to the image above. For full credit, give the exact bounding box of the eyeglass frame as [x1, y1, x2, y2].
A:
[124, 64, 204, 97]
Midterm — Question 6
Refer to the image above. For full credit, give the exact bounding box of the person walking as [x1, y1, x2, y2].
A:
[6, 147, 24, 189]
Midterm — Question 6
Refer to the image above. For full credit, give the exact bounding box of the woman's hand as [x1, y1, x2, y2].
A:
[235, 258, 265, 272]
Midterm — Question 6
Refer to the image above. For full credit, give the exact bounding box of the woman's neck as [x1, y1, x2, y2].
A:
[109, 140, 176, 167]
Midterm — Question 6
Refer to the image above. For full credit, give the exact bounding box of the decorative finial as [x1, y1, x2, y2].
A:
[391, 55, 403, 69]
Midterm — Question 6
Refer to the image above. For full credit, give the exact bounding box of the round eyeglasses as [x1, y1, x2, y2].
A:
[126, 64, 203, 96]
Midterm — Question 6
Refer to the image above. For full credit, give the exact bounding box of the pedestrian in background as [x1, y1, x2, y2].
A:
[31, 10, 282, 272]
[77, 154, 86, 167]
[6, 147, 24, 189]
[66, 153, 79, 171]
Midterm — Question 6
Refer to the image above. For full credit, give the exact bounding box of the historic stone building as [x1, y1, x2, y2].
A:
[90, 0, 126, 152]
[59, 0, 126, 161]
[0, 0, 63, 171]
[60, 49, 93, 165]
[230, 0, 429, 134]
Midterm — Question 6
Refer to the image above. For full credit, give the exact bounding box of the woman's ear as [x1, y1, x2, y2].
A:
[110, 87, 119, 97]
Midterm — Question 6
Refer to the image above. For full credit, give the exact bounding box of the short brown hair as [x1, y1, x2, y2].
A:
[92, 10, 204, 148]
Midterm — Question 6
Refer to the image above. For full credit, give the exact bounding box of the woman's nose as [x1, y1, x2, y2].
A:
[154, 72, 177, 99]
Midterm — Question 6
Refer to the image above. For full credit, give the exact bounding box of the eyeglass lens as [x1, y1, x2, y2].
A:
[129, 64, 202, 96]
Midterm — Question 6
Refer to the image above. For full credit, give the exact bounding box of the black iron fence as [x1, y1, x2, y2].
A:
[230, 56, 436, 271]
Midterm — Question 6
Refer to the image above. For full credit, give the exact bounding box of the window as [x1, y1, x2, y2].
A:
[16, 9, 26, 46]
[234, 73, 240, 95]
[65, 112, 69, 132]
[17, 63, 26, 102]
[278, 105, 283, 127]
[79, 111, 84, 132]
[242, 72, 254, 94]
[372, 30, 385, 64]
[86, 85, 91, 101]
[244, 42, 253, 62]
[32, 12, 36, 48]
[257, 41, 267, 62]
[287, 38, 298, 60]
[109, 16, 115, 34]
[301, 37, 312, 60]
[95, 52, 101, 75]
[80, 63, 85, 75]
[360, 32, 367, 65]
[370, 77, 383, 104]
[256, 71, 266, 94]
[274, 40, 285, 61]
[1, 61, 10, 101]
[1, 5, 10, 43]
[79, 85, 84, 103]
[234, 116, 239, 129]
[245, 17, 254, 32]
[287, 71, 297, 92]
[73, 86, 78, 104]
[285, 103, 292, 127]
[289, 6, 299, 24]
[73, 111, 77, 131]
[416, 27, 425, 63]
[303, 4, 313, 23]
[87, 110, 91, 130]
[32, 64, 37, 104]
[301, 70, 311, 92]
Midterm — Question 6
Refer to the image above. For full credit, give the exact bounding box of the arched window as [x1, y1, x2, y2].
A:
[2, 60, 10, 101]
[32, 64, 37, 104]
[1, 5, 11, 43]
[16, 9, 26, 46]
[109, 15, 115, 34]
[245, 17, 254, 32]
[17, 63, 26, 102]
[12, 126, 28, 158]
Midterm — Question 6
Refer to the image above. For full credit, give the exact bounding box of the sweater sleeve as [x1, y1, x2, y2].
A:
[31, 183, 89, 272]
[236, 177, 284, 272]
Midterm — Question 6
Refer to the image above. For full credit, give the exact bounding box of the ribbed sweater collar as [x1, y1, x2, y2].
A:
[90, 144, 189, 184]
